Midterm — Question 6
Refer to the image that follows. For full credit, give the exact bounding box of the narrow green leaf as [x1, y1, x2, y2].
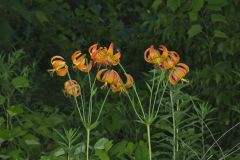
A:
[187, 24, 202, 38]
[214, 30, 228, 38]
[207, 0, 228, 10]
[0, 95, 6, 105]
[0, 117, 4, 126]
[94, 138, 109, 150]
[152, 0, 163, 11]
[89, 121, 99, 130]
[95, 150, 110, 160]
[7, 105, 23, 117]
[110, 140, 128, 156]
[12, 76, 30, 88]
[135, 141, 148, 160]
[35, 11, 49, 23]
[211, 14, 227, 23]
[53, 148, 65, 157]
[74, 143, 85, 155]
[188, 11, 198, 22]
[145, 82, 152, 92]
[91, 87, 98, 96]
[25, 139, 40, 145]
[167, 0, 180, 12]
[104, 140, 113, 152]
[192, 0, 204, 12]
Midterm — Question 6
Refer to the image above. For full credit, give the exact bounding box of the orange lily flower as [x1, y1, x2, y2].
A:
[89, 44, 108, 65]
[106, 43, 121, 66]
[168, 63, 189, 85]
[96, 69, 120, 88]
[144, 45, 168, 65]
[71, 51, 93, 73]
[89, 43, 121, 66]
[48, 56, 68, 76]
[110, 73, 134, 93]
[160, 51, 180, 69]
[64, 80, 80, 96]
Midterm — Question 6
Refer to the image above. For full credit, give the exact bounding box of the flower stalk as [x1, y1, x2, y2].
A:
[86, 129, 90, 160]
[147, 124, 152, 160]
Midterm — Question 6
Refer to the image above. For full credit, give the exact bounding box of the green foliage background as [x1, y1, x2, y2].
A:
[0, 0, 240, 159]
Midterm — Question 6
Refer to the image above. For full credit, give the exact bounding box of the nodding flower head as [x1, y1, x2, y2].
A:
[110, 73, 134, 93]
[64, 80, 80, 97]
[89, 42, 121, 66]
[158, 51, 180, 70]
[144, 45, 168, 65]
[48, 56, 68, 76]
[96, 69, 121, 88]
[96, 69, 134, 93]
[71, 51, 93, 73]
[168, 63, 189, 85]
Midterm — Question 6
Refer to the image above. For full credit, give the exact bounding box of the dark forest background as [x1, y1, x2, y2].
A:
[0, 0, 240, 159]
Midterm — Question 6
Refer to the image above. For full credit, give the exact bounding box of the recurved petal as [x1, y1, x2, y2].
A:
[56, 66, 68, 76]
[107, 42, 114, 56]
[169, 51, 180, 64]
[71, 51, 82, 65]
[51, 56, 65, 65]
[144, 48, 151, 62]
[168, 63, 189, 85]
[177, 63, 189, 73]
[159, 45, 168, 52]
[78, 60, 93, 73]
[96, 69, 108, 82]
[113, 50, 121, 60]
[124, 73, 134, 89]
[89, 43, 98, 55]
[168, 71, 178, 85]
[159, 45, 169, 59]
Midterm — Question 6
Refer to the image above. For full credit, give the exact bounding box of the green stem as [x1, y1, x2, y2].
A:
[95, 89, 110, 122]
[67, 151, 70, 160]
[170, 91, 176, 160]
[125, 91, 143, 122]
[149, 69, 156, 116]
[151, 72, 164, 116]
[88, 65, 101, 123]
[201, 115, 205, 159]
[67, 72, 84, 122]
[154, 80, 168, 118]
[147, 124, 152, 160]
[176, 100, 179, 152]
[87, 69, 93, 123]
[7, 96, 12, 129]
[1, 104, 9, 129]
[86, 129, 90, 160]
[118, 63, 145, 118]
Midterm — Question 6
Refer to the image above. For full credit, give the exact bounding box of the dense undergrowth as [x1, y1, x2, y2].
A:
[0, 0, 240, 159]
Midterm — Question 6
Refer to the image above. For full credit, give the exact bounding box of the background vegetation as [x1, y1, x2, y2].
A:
[0, 0, 239, 159]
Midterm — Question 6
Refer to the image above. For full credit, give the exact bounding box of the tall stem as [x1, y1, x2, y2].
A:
[154, 80, 168, 118]
[67, 151, 70, 160]
[118, 63, 145, 118]
[149, 69, 156, 116]
[86, 129, 90, 160]
[87, 69, 93, 123]
[170, 91, 176, 160]
[95, 89, 110, 122]
[201, 115, 205, 159]
[147, 124, 152, 160]
[125, 91, 143, 122]
[67, 71, 84, 122]
[176, 100, 179, 152]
